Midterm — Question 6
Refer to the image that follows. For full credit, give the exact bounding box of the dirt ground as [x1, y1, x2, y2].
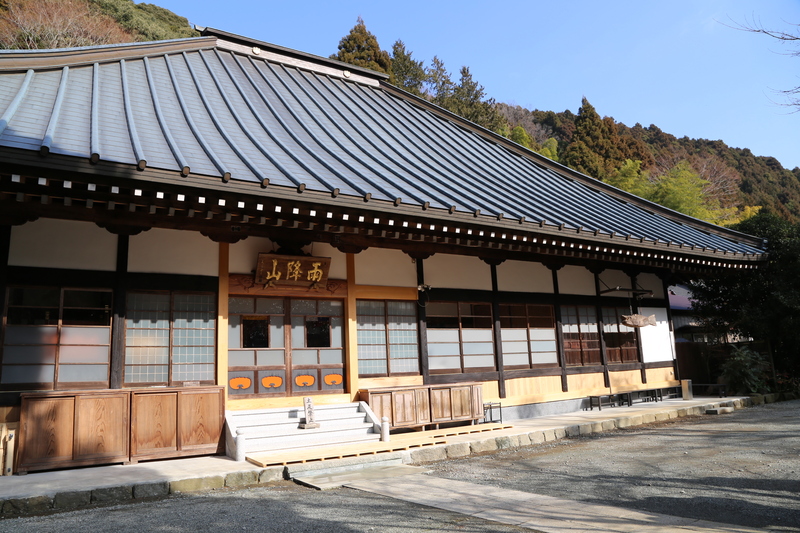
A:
[427, 399, 800, 530]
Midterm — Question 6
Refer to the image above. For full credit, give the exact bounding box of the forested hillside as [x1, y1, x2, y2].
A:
[0, 0, 196, 50]
[332, 18, 800, 226]
[2, 3, 797, 225]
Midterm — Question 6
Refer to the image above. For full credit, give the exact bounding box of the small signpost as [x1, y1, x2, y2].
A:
[299, 396, 320, 429]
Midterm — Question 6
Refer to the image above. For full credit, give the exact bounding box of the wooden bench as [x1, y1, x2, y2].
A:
[691, 383, 727, 397]
[589, 386, 664, 411]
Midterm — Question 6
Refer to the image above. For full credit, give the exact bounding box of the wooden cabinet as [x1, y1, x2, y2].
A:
[17, 387, 223, 473]
[131, 388, 224, 462]
[18, 390, 129, 473]
[360, 383, 483, 429]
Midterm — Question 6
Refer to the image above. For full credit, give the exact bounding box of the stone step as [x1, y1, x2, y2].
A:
[227, 403, 367, 427]
[239, 420, 376, 439]
[242, 425, 379, 453]
[246, 432, 382, 456]
[231, 411, 368, 430]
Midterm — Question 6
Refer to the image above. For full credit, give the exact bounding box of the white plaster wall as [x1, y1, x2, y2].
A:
[557, 265, 595, 295]
[310, 243, 347, 280]
[355, 248, 416, 287]
[9, 218, 117, 271]
[637, 273, 665, 299]
[598, 269, 631, 293]
[497, 260, 553, 293]
[424, 254, 491, 291]
[639, 307, 675, 363]
[128, 228, 218, 276]
[229, 236, 274, 274]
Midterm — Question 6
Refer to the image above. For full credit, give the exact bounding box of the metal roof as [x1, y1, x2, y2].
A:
[0, 29, 765, 260]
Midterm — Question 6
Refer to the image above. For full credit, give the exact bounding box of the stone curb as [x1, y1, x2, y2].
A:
[404, 398, 760, 467]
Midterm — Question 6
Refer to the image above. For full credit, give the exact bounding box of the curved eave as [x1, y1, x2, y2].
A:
[0, 145, 767, 271]
[378, 82, 765, 252]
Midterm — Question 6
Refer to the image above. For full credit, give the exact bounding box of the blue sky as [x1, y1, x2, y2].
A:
[151, 0, 800, 170]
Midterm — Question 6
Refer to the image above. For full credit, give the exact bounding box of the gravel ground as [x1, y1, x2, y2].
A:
[0, 482, 530, 533]
[426, 399, 800, 531]
[1, 399, 797, 532]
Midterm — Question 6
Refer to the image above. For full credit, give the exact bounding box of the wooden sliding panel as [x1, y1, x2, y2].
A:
[177, 388, 224, 453]
[18, 396, 74, 471]
[430, 387, 453, 423]
[415, 388, 430, 425]
[73, 392, 129, 462]
[449, 385, 474, 420]
[391, 389, 418, 427]
[367, 392, 393, 424]
[131, 391, 178, 458]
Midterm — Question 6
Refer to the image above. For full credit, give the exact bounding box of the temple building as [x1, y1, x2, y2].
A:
[0, 28, 765, 472]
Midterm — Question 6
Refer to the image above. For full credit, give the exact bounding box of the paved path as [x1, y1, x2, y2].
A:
[346, 471, 763, 533]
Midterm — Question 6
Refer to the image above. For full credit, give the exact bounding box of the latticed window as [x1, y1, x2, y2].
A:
[124, 292, 216, 386]
[561, 305, 601, 366]
[1, 287, 112, 390]
[602, 306, 639, 363]
[426, 302, 495, 374]
[499, 304, 559, 368]
[357, 300, 419, 377]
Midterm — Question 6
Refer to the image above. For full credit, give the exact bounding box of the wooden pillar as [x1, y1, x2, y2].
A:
[217, 242, 229, 402]
[345, 253, 359, 400]
[109, 234, 129, 389]
[548, 264, 568, 392]
[592, 269, 611, 388]
[660, 274, 680, 381]
[415, 257, 430, 382]
[489, 263, 506, 398]
[0, 225, 9, 328]
[628, 272, 647, 384]
[0, 226, 10, 385]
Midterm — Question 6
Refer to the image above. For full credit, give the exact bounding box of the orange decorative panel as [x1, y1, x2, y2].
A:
[229, 377, 252, 390]
[261, 375, 283, 389]
[324, 373, 343, 386]
[295, 374, 316, 387]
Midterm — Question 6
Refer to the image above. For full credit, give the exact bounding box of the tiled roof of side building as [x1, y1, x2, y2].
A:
[0, 28, 765, 259]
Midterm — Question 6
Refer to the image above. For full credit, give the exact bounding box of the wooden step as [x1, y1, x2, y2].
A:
[391, 422, 514, 440]
[246, 435, 448, 467]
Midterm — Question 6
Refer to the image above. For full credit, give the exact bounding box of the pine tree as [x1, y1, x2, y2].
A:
[562, 97, 627, 180]
[425, 55, 454, 108]
[330, 16, 392, 76]
[390, 39, 427, 96]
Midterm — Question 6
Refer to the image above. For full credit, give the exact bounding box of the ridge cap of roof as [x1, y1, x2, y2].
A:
[0, 36, 217, 71]
[198, 26, 389, 82]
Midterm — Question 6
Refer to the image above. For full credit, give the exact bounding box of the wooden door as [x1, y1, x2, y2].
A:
[470, 384, 483, 418]
[430, 388, 453, 423]
[178, 388, 223, 453]
[415, 388, 430, 425]
[18, 396, 74, 471]
[391, 390, 417, 427]
[367, 392, 393, 425]
[73, 392, 129, 463]
[131, 391, 178, 459]
[450, 386, 474, 420]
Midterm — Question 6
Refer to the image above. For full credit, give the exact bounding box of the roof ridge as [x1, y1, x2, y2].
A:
[0, 37, 217, 71]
